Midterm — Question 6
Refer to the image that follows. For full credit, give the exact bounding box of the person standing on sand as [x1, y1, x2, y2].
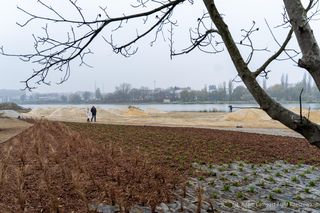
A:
[86, 107, 91, 122]
[90, 106, 97, 122]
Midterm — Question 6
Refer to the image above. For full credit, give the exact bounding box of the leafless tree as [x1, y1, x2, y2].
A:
[2, 0, 320, 147]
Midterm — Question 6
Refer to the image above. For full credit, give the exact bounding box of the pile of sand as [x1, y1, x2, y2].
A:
[220, 109, 271, 122]
[23, 106, 150, 121]
[48, 107, 86, 120]
[123, 108, 148, 117]
[24, 107, 56, 118]
[290, 107, 320, 123]
[145, 108, 166, 114]
[22, 107, 85, 121]
[0, 102, 31, 113]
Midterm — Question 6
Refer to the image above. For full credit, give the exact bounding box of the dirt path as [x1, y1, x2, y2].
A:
[0, 118, 32, 143]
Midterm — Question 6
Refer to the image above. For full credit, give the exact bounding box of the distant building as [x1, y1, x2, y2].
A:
[173, 87, 191, 99]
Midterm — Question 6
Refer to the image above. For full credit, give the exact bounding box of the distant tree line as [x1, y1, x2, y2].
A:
[20, 74, 319, 104]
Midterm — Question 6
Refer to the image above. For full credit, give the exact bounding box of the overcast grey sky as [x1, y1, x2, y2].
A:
[0, 0, 315, 93]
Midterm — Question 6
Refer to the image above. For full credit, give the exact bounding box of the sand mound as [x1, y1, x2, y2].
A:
[0, 102, 31, 113]
[221, 108, 271, 122]
[123, 107, 148, 116]
[145, 108, 166, 114]
[22, 107, 86, 121]
[0, 110, 20, 118]
[290, 107, 320, 123]
[23, 106, 150, 121]
[24, 107, 56, 118]
[48, 107, 86, 120]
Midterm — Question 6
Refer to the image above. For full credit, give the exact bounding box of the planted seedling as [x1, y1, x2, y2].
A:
[232, 181, 240, 187]
[268, 176, 275, 183]
[308, 181, 316, 187]
[275, 172, 282, 177]
[236, 191, 244, 199]
[209, 180, 215, 187]
[256, 200, 265, 209]
[304, 188, 311, 194]
[294, 194, 302, 200]
[222, 184, 231, 192]
[291, 176, 299, 183]
[211, 192, 218, 199]
[224, 202, 233, 208]
[248, 186, 255, 193]
[257, 180, 265, 188]
[304, 169, 311, 174]
[230, 172, 237, 177]
[268, 193, 276, 201]
[198, 176, 205, 181]
[299, 173, 306, 178]
[286, 201, 291, 207]
[273, 188, 282, 194]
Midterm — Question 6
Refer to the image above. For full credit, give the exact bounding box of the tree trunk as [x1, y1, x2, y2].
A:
[283, 0, 320, 90]
[203, 0, 320, 147]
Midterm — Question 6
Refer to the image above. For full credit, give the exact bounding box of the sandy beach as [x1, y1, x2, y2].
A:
[21, 106, 320, 138]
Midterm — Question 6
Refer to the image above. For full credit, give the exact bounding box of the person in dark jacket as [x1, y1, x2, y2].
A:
[90, 106, 97, 122]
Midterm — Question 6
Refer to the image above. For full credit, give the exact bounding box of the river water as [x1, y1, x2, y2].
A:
[22, 103, 320, 112]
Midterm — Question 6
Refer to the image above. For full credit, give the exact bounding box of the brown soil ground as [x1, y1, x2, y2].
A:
[67, 122, 320, 166]
[1, 120, 320, 212]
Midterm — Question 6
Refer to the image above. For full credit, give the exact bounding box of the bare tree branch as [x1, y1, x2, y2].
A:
[1, 0, 186, 90]
[170, 13, 222, 57]
[254, 27, 294, 77]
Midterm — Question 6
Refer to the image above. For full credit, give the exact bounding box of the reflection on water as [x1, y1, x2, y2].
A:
[22, 103, 320, 112]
